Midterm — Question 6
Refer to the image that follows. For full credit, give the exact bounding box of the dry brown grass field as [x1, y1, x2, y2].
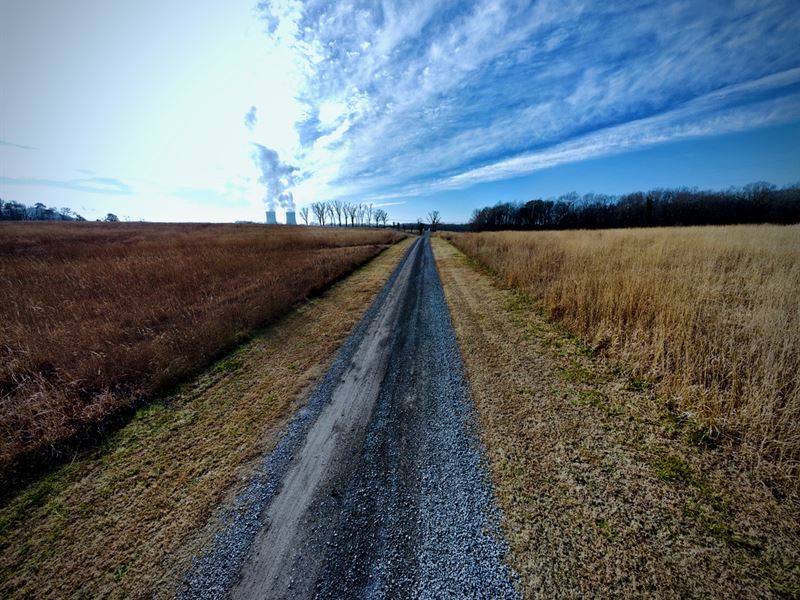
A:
[0, 222, 402, 486]
[433, 237, 799, 596]
[441, 225, 800, 496]
[0, 238, 413, 599]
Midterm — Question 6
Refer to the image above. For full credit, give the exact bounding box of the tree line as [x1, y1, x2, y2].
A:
[0, 199, 89, 221]
[468, 182, 800, 231]
[297, 200, 390, 227]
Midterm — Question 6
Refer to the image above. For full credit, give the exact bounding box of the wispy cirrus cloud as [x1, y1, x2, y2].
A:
[0, 175, 132, 195]
[407, 70, 800, 195]
[0, 140, 36, 151]
[250, 0, 800, 203]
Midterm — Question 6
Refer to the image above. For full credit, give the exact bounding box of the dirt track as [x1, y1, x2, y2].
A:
[181, 235, 518, 599]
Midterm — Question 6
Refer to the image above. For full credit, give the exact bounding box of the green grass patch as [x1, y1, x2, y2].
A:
[651, 453, 694, 483]
[542, 336, 564, 351]
[561, 330, 596, 358]
[0, 463, 76, 544]
[661, 409, 721, 450]
[651, 451, 760, 555]
[595, 518, 618, 540]
[574, 389, 606, 408]
[558, 364, 601, 385]
[213, 355, 243, 374]
[693, 504, 762, 556]
[523, 323, 548, 340]
[458, 252, 497, 277]
[113, 563, 129, 582]
[504, 291, 534, 313]
[626, 376, 652, 392]
[684, 424, 721, 450]
[99, 403, 175, 462]
[575, 339, 597, 358]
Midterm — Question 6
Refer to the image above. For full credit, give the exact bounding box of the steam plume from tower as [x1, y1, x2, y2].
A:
[253, 144, 297, 213]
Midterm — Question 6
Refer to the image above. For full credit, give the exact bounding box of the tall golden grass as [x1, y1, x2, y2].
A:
[0, 222, 403, 482]
[443, 225, 800, 491]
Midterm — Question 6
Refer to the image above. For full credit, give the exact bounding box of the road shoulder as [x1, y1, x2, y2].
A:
[432, 237, 799, 598]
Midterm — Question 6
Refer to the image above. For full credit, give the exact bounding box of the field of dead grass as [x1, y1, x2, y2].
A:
[432, 238, 799, 597]
[441, 225, 800, 496]
[0, 222, 402, 487]
[0, 237, 414, 599]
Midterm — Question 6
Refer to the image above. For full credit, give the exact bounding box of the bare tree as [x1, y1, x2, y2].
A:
[346, 202, 358, 227]
[427, 210, 441, 232]
[342, 202, 350, 227]
[332, 199, 343, 226]
[299, 206, 310, 225]
[375, 208, 386, 227]
[356, 203, 365, 226]
[325, 202, 335, 226]
[312, 201, 326, 226]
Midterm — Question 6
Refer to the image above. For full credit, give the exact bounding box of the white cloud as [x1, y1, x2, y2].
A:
[433, 88, 800, 191]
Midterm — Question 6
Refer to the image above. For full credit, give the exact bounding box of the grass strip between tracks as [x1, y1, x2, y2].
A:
[432, 237, 799, 598]
[0, 237, 413, 600]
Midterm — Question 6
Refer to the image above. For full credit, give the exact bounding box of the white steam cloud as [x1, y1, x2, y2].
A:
[244, 106, 257, 131]
[253, 143, 298, 211]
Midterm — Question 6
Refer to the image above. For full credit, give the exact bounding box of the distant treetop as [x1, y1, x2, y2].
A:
[468, 183, 800, 231]
[0, 198, 86, 222]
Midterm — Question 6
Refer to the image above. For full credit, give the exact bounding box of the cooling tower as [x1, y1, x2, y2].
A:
[266, 210, 277, 225]
[286, 211, 297, 225]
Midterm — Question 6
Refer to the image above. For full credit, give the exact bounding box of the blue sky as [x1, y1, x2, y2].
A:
[1, 0, 799, 223]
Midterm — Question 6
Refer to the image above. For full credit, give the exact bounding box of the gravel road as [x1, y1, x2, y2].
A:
[181, 235, 519, 599]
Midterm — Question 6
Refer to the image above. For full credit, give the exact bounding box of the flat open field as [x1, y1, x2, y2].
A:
[433, 237, 799, 597]
[440, 225, 800, 496]
[0, 223, 402, 487]
[0, 237, 414, 599]
[2, 228, 797, 598]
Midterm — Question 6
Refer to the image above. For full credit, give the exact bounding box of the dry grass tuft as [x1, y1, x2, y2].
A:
[0, 222, 403, 483]
[441, 225, 800, 495]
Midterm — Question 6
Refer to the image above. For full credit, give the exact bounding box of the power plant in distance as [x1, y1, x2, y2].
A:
[265, 210, 297, 225]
